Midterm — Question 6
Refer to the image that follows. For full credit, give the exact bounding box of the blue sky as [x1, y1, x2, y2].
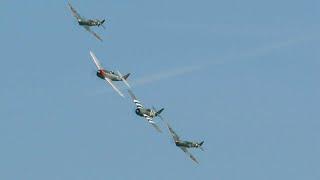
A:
[0, 0, 319, 179]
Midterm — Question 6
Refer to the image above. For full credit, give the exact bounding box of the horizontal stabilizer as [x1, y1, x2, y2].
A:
[117, 71, 131, 88]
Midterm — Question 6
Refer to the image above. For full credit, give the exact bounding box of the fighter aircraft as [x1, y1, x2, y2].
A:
[128, 89, 164, 133]
[164, 121, 204, 164]
[90, 51, 131, 97]
[68, 2, 105, 41]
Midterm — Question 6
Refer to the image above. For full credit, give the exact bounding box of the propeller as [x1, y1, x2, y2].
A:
[117, 70, 131, 88]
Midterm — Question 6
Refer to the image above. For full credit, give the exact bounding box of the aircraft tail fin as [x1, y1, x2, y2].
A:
[156, 108, 164, 116]
[99, 19, 106, 29]
[198, 141, 204, 151]
[123, 73, 130, 80]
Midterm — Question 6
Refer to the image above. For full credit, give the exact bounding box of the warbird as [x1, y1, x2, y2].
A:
[165, 122, 204, 164]
[68, 2, 105, 41]
[90, 51, 131, 97]
[128, 89, 164, 133]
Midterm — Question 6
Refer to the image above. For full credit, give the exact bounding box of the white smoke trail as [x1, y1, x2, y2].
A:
[86, 33, 319, 96]
[131, 65, 203, 87]
[131, 34, 317, 87]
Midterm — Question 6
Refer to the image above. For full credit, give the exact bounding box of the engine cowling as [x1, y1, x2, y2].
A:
[135, 109, 140, 115]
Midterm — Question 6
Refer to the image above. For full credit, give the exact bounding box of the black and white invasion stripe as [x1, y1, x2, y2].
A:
[134, 99, 143, 109]
[143, 114, 152, 121]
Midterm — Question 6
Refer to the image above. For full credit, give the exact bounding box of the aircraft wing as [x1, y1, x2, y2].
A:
[68, 2, 83, 21]
[84, 26, 103, 42]
[166, 123, 180, 142]
[89, 51, 104, 70]
[128, 89, 144, 109]
[104, 77, 124, 97]
[150, 122, 162, 133]
[180, 147, 199, 164]
[149, 121, 162, 133]
[143, 115, 162, 133]
[143, 114, 152, 121]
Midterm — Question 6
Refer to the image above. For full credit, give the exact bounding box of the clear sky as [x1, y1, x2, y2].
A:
[1, 0, 319, 179]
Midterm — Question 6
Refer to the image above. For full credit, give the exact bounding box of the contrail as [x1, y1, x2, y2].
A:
[131, 33, 318, 87]
[131, 65, 203, 87]
[86, 32, 319, 96]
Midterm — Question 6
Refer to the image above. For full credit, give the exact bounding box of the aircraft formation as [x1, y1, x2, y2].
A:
[68, 2, 204, 164]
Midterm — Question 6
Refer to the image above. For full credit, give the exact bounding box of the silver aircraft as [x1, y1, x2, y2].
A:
[128, 89, 164, 133]
[165, 122, 204, 164]
[90, 51, 131, 97]
[68, 2, 105, 41]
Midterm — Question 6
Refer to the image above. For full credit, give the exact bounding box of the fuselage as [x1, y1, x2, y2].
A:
[135, 108, 156, 118]
[97, 69, 121, 81]
[78, 19, 100, 26]
[175, 141, 198, 148]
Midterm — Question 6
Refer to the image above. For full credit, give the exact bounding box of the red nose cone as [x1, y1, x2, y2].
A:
[97, 70, 105, 79]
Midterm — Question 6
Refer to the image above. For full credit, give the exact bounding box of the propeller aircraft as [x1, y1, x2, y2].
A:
[128, 89, 164, 133]
[164, 121, 204, 164]
[68, 2, 106, 41]
[89, 51, 131, 97]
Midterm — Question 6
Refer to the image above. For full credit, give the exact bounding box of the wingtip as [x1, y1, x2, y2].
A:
[191, 156, 200, 164]
[89, 51, 95, 60]
[67, 1, 73, 8]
